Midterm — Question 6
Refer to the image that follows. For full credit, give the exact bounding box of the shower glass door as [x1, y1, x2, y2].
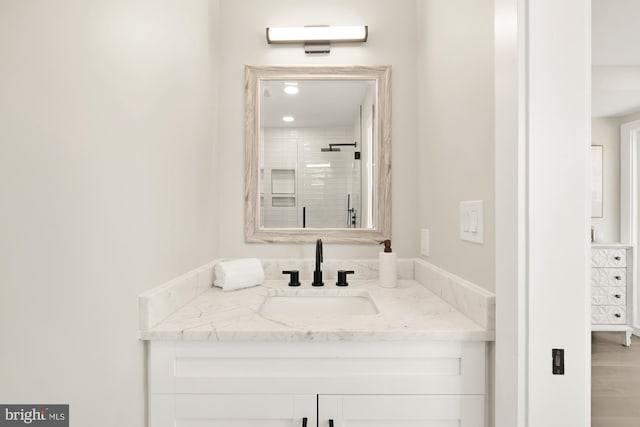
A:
[299, 129, 362, 228]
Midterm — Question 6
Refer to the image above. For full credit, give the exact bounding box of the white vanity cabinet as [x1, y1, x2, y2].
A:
[148, 340, 487, 427]
[319, 395, 484, 426]
[150, 394, 317, 427]
[591, 245, 634, 346]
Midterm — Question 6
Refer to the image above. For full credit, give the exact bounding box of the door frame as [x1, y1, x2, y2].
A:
[620, 119, 640, 334]
[494, 0, 591, 426]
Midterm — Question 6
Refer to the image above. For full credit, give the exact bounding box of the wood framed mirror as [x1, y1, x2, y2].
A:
[244, 65, 391, 243]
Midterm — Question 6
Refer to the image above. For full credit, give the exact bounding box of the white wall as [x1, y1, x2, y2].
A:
[0, 1, 219, 426]
[416, 0, 496, 291]
[621, 111, 640, 125]
[217, 0, 419, 259]
[591, 117, 620, 242]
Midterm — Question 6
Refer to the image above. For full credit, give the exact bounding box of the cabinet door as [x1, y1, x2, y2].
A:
[318, 395, 484, 427]
[150, 394, 316, 427]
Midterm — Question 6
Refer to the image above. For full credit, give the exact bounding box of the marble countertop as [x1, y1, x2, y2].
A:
[140, 279, 494, 342]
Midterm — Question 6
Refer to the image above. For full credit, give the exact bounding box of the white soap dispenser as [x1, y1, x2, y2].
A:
[378, 239, 397, 288]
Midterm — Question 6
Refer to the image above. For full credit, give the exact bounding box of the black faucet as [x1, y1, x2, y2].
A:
[312, 238, 324, 286]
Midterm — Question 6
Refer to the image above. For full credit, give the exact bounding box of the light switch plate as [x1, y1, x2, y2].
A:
[460, 200, 484, 243]
[421, 229, 430, 256]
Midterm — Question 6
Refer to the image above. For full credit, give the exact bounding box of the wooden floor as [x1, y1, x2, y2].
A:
[592, 331, 640, 427]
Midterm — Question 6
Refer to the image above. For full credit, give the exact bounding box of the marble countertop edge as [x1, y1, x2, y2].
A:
[139, 329, 494, 342]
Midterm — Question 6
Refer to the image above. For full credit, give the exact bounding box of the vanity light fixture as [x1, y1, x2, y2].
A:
[266, 25, 368, 54]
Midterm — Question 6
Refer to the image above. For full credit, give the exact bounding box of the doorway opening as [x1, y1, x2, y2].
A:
[620, 119, 640, 336]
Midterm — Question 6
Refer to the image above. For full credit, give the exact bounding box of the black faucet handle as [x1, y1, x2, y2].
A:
[336, 270, 355, 287]
[282, 270, 301, 287]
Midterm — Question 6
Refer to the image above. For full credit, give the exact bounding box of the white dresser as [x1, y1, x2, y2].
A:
[591, 244, 633, 346]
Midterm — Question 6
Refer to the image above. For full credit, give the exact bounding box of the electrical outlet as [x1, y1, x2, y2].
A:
[552, 349, 564, 375]
[421, 229, 430, 256]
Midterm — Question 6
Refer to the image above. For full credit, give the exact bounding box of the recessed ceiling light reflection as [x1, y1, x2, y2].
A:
[284, 85, 299, 95]
[282, 116, 295, 122]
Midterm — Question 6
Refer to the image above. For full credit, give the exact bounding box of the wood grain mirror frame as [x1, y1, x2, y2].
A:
[244, 65, 391, 243]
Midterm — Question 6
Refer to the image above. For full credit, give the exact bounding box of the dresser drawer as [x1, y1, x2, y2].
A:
[591, 268, 627, 287]
[592, 249, 627, 268]
[591, 306, 626, 324]
[591, 286, 626, 306]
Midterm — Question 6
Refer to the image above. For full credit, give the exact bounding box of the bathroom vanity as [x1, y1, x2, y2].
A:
[139, 259, 495, 427]
[149, 340, 485, 426]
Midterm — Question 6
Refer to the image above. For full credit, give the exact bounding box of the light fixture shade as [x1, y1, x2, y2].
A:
[266, 25, 368, 44]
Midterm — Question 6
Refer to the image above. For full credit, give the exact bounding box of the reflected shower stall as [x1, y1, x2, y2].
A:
[259, 79, 375, 230]
[261, 127, 366, 229]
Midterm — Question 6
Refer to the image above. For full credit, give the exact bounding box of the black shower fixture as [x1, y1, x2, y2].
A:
[320, 146, 340, 152]
[320, 142, 357, 152]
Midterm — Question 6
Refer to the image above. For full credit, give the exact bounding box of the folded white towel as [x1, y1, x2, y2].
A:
[214, 258, 264, 292]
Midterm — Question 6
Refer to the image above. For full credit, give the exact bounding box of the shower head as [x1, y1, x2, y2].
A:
[320, 142, 357, 152]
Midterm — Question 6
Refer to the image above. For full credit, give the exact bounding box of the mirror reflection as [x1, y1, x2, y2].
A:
[260, 79, 376, 229]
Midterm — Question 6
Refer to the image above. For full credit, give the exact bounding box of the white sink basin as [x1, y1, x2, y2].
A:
[259, 291, 378, 317]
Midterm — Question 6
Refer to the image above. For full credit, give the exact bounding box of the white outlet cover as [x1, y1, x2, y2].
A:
[460, 200, 484, 244]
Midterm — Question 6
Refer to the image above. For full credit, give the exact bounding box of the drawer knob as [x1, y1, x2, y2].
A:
[615, 276, 622, 280]
[614, 256, 622, 261]
[615, 294, 622, 299]
[615, 313, 622, 318]
[302, 417, 307, 427]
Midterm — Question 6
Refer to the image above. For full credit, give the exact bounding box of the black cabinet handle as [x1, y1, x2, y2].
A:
[615, 294, 622, 299]
[329, 420, 334, 427]
[615, 313, 622, 318]
[302, 417, 307, 427]
[615, 275, 622, 280]
[614, 256, 622, 261]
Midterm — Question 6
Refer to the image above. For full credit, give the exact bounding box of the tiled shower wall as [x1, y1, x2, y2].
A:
[262, 126, 362, 228]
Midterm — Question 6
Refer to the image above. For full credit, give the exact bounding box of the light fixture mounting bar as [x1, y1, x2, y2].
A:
[266, 25, 368, 44]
